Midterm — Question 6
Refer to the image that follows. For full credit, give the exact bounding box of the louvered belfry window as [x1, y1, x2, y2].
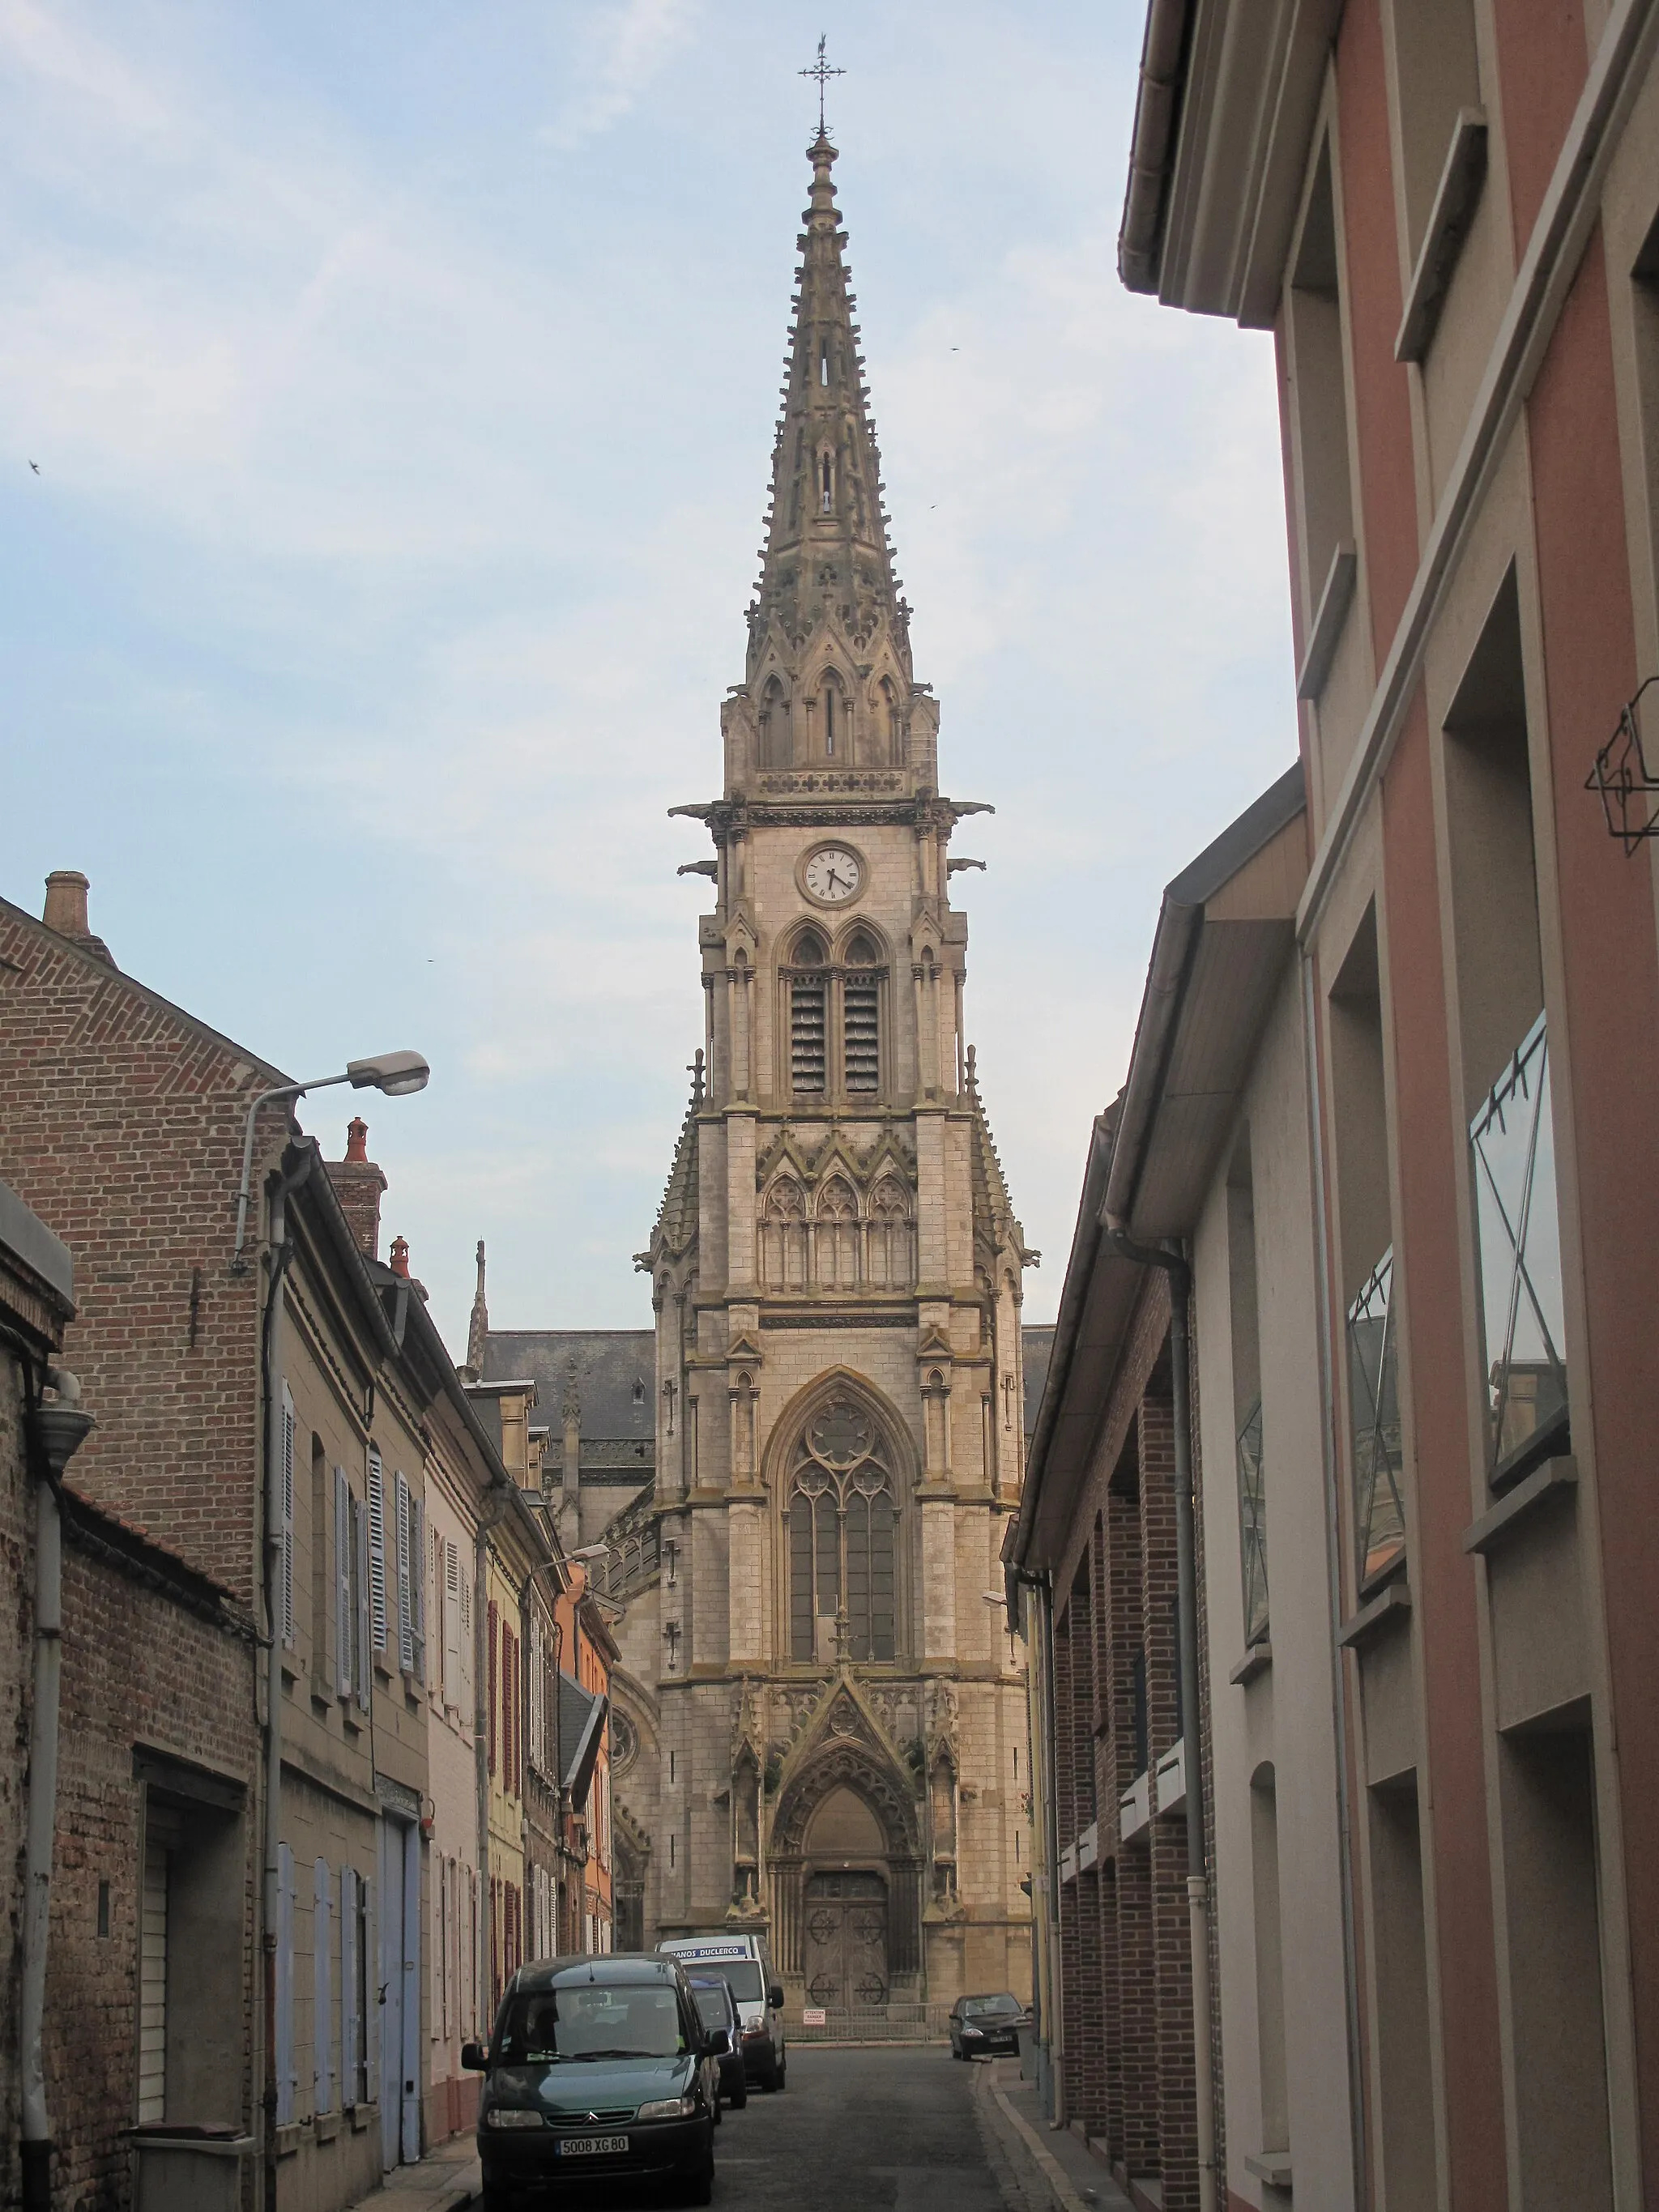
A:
[791, 931, 828, 1094]
[844, 971, 880, 1092]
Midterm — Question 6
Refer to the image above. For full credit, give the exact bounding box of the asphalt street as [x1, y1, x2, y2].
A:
[513, 2044, 1049, 2212]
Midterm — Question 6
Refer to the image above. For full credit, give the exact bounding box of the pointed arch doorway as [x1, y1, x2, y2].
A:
[801, 1787, 891, 2012]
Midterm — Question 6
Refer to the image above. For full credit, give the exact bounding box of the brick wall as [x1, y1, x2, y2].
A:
[0, 900, 286, 1604]
[42, 1500, 257, 2210]
[1042, 1268, 1219, 2207]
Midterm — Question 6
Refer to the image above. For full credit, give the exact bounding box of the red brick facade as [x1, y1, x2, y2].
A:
[0, 894, 289, 1604]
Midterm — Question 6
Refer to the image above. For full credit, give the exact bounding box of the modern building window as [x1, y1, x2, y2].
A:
[1469, 1014, 1566, 1479]
[787, 1399, 896, 1662]
[1228, 1142, 1269, 1646]
[1330, 906, 1402, 1588]
[1287, 139, 1355, 627]
[1386, 0, 1481, 267]
[1443, 569, 1566, 1489]
[1348, 1248, 1405, 1586]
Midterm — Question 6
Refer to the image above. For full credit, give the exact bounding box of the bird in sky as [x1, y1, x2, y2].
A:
[28, 460, 40, 474]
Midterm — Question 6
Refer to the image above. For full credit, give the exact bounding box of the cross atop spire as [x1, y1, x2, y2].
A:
[800, 34, 844, 136]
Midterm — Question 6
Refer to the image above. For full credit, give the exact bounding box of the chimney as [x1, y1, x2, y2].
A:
[390, 1235, 411, 1279]
[42, 871, 115, 965]
[326, 1119, 387, 1260]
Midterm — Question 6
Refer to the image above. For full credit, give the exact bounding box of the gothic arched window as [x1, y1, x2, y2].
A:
[868, 1178, 913, 1290]
[816, 1178, 859, 1289]
[842, 931, 881, 1096]
[788, 1400, 896, 1663]
[762, 1178, 808, 1290]
[759, 676, 790, 769]
[821, 673, 842, 759]
[789, 930, 828, 1096]
[821, 451, 834, 513]
[877, 677, 898, 765]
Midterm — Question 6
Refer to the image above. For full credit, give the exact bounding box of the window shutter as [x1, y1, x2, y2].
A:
[412, 1494, 427, 1685]
[275, 1841, 296, 2123]
[394, 1473, 414, 1674]
[353, 1500, 372, 1708]
[334, 1470, 352, 1698]
[459, 1570, 473, 1726]
[487, 1602, 498, 1778]
[367, 1447, 387, 1653]
[528, 1616, 542, 1775]
[313, 1857, 334, 2114]
[444, 1541, 462, 1711]
[340, 1865, 358, 2106]
[279, 1386, 296, 1649]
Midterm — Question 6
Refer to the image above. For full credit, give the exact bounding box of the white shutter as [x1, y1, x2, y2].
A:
[354, 1500, 372, 1707]
[367, 1447, 387, 1653]
[279, 1386, 296, 1649]
[340, 1865, 359, 2107]
[394, 1473, 414, 1674]
[313, 1857, 334, 2114]
[412, 1493, 428, 1686]
[334, 1470, 352, 1698]
[444, 1541, 462, 1711]
[275, 1841, 296, 2124]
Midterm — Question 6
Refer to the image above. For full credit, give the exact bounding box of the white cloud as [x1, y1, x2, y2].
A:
[543, 0, 702, 151]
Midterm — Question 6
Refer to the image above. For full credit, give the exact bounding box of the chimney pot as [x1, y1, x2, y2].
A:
[345, 1117, 369, 1163]
[390, 1235, 411, 1279]
[43, 871, 91, 938]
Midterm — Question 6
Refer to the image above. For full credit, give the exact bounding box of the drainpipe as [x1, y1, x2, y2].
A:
[1103, 1221, 1218, 2212]
[476, 1480, 511, 2030]
[261, 1151, 313, 2210]
[19, 1364, 96, 2212]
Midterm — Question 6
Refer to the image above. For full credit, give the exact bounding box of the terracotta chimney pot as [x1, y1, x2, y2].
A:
[390, 1235, 411, 1279]
[345, 1117, 369, 1163]
[43, 871, 91, 936]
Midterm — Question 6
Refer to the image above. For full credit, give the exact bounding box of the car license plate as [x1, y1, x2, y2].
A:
[557, 2135, 629, 2157]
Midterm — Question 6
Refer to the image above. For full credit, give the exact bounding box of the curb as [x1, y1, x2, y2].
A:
[973, 2063, 1094, 2212]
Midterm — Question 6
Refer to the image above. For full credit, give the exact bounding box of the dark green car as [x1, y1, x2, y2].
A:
[465, 1954, 725, 2207]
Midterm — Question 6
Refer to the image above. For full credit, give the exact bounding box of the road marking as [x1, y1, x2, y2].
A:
[975, 2062, 1094, 2212]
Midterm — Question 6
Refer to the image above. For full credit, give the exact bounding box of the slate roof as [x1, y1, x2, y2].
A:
[481, 1329, 655, 1441]
[1021, 1325, 1056, 1443]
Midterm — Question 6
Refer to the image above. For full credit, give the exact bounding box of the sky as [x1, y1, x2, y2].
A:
[0, 0, 1296, 1358]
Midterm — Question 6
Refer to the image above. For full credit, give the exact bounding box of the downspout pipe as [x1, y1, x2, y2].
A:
[19, 1366, 96, 2212]
[1102, 1220, 1218, 2212]
[261, 1150, 313, 2210]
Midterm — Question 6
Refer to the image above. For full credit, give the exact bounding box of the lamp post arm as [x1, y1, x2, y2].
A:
[231, 1072, 354, 1272]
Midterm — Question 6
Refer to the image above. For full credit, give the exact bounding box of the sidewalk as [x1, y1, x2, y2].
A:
[977, 2057, 1135, 2212]
[344, 2135, 479, 2212]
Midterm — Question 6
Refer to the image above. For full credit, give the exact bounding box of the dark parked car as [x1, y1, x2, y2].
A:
[465, 1953, 727, 2207]
[689, 1975, 748, 2111]
[948, 1991, 1026, 2059]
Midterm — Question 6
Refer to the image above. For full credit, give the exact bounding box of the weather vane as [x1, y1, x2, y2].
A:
[800, 33, 844, 135]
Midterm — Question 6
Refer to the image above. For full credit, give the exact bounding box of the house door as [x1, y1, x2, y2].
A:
[802, 1871, 889, 2013]
[377, 1821, 420, 2171]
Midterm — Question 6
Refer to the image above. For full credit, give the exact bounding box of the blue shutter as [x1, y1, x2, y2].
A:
[313, 1857, 334, 2114]
[340, 1865, 359, 2106]
[275, 1841, 296, 2123]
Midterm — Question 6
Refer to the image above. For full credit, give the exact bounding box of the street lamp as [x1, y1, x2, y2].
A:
[231, 1051, 430, 1268]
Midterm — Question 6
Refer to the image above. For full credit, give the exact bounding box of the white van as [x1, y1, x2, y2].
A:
[658, 1934, 787, 2091]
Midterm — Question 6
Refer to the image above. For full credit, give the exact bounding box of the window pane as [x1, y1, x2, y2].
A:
[789, 1496, 816, 1661]
[1236, 1396, 1269, 1646]
[815, 1492, 839, 1622]
[1348, 1249, 1405, 1583]
[1469, 1013, 1567, 1480]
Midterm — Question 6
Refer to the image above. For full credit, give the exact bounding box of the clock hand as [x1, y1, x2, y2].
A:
[825, 868, 848, 893]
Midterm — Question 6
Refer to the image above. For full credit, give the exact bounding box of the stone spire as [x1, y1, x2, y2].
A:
[747, 131, 909, 687]
[466, 1238, 488, 1379]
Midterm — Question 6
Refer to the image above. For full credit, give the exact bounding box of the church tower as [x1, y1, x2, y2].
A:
[629, 125, 1035, 2017]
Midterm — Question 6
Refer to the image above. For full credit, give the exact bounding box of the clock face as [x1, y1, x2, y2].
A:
[803, 846, 863, 904]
